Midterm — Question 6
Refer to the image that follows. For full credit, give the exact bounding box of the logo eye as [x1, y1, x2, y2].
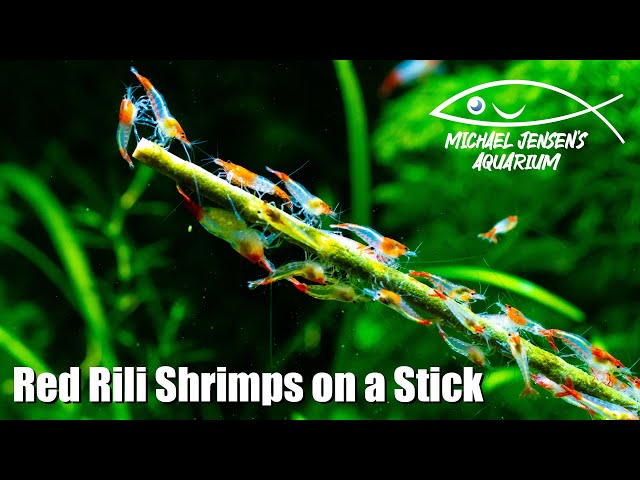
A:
[467, 96, 485, 115]
[429, 79, 625, 143]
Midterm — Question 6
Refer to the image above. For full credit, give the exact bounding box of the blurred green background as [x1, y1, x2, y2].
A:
[0, 60, 638, 420]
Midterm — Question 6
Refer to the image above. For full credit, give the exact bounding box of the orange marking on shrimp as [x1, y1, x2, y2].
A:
[556, 376, 582, 401]
[380, 236, 409, 257]
[215, 159, 292, 206]
[116, 87, 141, 169]
[408, 270, 431, 279]
[590, 346, 626, 370]
[331, 223, 415, 259]
[429, 289, 447, 300]
[364, 288, 431, 326]
[504, 304, 527, 326]
[538, 329, 559, 352]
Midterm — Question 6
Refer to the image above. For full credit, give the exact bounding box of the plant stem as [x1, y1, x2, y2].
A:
[333, 60, 372, 227]
[133, 138, 640, 414]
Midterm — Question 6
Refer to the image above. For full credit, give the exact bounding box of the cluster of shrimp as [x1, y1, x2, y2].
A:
[176, 148, 423, 304]
[405, 269, 640, 419]
[118, 67, 638, 419]
[117, 66, 203, 203]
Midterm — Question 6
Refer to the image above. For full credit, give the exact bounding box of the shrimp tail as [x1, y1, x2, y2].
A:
[247, 279, 267, 290]
[130, 67, 148, 88]
[265, 166, 290, 182]
[289, 277, 308, 293]
[520, 386, 539, 398]
[478, 229, 497, 243]
[260, 257, 275, 273]
[119, 148, 135, 169]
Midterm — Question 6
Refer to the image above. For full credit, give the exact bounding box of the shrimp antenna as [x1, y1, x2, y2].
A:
[626, 356, 640, 372]
[162, 183, 190, 224]
[226, 194, 243, 222]
[287, 160, 310, 178]
[270, 160, 310, 187]
[483, 257, 517, 306]
[199, 155, 220, 170]
[191, 140, 211, 158]
[328, 202, 349, 223]
[180, 142, 202, 207]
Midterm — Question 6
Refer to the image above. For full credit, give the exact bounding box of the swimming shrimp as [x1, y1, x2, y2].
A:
[379, 60, 444, 98]
[477, 215, 518, 244]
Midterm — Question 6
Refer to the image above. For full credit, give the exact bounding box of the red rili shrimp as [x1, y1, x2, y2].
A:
[116, 85, 149, 169]
[557, 376, 638, 420]
[131, 66, 202, 204]
[130, 67, 190, 147]
[176, 185, 274, 272]
[497, 302, 558, 351]
[531, 373, 596, 417]
[409, 270, 485, 304]
[265, 166, 334, 223]
[437, 324, 489, 368]
[477, 215, 518, 244]
[506, 332, 538, 397]
[549, 329, 629, 375]
[331, 223, 416, 262]
[292, 282, 367, 303]
[321, 230, 380, 261]
[248, 260, 326, 289]
[363, 288, 432, 326]
[213, 158, 292, 206]
[444, 298, 486, 336]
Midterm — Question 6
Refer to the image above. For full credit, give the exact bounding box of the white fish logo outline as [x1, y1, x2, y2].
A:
[429, 80, 624, 144]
